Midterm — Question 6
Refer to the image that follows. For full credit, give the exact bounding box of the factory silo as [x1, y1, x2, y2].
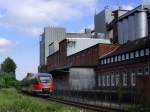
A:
[128, 15, 135, 41]
[134, 11, 148, 40]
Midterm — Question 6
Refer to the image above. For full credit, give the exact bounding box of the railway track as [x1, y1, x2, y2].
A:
[22, 91, 128, 112]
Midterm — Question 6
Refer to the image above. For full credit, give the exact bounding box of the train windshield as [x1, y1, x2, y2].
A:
[39, 74, 52, 84]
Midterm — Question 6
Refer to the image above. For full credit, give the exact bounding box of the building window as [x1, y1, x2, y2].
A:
[126, 53, 129, 60]
[115, 56, 118, 62]
[106, 74, 110, 86]
[104, 59, 106, 64]
[137, 67, 143, 75]
[140, 49, 144, 57]
[130, 52, 134, 59]
[101, 60, 104, 65]
[122, 54, 125, 61]
[111, 72, 115, 86]
[144, 64, 150, 75]
[135, 51, 139, 58]
[111, 57, 114, 63]
[98, 75, 101, 86]
[131, 72, 136, 86]
[123, 72, 128, 86]
[145, 48, 150, 56]
[102, 75, 106, 87]
[107, 58, 110, 64]
[115, 72, 120, 86]
[118, 55, 121, 62]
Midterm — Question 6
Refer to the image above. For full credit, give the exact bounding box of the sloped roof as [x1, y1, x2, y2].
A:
[100, 37, 150, 59]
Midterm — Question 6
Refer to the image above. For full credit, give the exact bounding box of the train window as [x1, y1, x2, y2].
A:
[39, 76, 52, 83]
[145, 48, 150, 56]
[131, 72, 136, 86]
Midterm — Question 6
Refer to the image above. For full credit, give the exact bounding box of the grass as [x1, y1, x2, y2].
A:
[0, 88, 80, 112]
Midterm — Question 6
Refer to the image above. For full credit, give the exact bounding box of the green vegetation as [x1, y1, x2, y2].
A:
[1, 57, 17, 75]
[0, 57, 79, 112]
[116, 81, 123, 103]
[0, 88, 80, 112]
[0, 57, 21, 90]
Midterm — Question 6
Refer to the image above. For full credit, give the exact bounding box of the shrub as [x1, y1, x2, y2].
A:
[0, 72, 20, 89]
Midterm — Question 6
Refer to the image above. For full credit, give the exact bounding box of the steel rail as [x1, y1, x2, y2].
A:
[22, 91, 127, 112]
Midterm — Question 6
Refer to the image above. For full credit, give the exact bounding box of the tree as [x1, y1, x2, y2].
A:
[1, 57, 17, 74]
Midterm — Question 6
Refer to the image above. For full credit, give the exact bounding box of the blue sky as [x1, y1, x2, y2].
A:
[0, 0, 143, 80]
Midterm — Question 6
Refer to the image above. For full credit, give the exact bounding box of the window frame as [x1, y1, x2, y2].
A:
[130, 52, 134, 59]
[115, 56, 118, 62]
[101, 59, 104, 65]
[135, 50, 139, 58]
[98, 75, 101, 87]
[118, 55, 121, 62]
[106, 74, 110, 86]
[107, 58, 110, 64]
[123, 72, 128, 86]
[115, 72, 120, 86]
[102, 75, 106, 87]
[122, 54, 125, 61]
[126, 53, 129, 60]
[140, 49, 144, 57]
[145, 48, 150, 56]
[111, 57, 114, 63]
[131, 72, 136, 86]
[111, 72, 115, 86]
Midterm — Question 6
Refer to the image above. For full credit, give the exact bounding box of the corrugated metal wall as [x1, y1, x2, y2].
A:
[69, 68, 95, 90]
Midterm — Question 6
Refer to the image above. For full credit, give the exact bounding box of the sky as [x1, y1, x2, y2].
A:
[0, 0, 144, 80]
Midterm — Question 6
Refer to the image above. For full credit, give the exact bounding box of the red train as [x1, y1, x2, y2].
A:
[22, 73, 54, 96]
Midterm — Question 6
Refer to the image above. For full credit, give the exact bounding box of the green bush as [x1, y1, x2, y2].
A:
[0, 72, 20, 89]
[0, 88, 80, 112]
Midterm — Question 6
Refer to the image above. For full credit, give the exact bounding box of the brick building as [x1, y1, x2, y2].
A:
[46, 38, 116, 90]
[96, 37, 150, 102]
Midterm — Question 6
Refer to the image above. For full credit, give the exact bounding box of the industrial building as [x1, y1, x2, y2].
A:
[109, 5, 150, 44]
[39, 27, 92, 69]
[39, 3, 150, 103]
[46, 38, 115, 90]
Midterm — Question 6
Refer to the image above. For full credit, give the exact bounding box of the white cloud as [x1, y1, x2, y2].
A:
[0, 38, 12, 47]
[0, 38, 15, 53]
[0, 0, 97, 36]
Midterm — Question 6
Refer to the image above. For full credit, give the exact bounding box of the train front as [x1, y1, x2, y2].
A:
[33, 73, 54, 96]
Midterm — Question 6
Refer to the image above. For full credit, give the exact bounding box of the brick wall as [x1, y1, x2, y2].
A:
[47, 39, 117, 72]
